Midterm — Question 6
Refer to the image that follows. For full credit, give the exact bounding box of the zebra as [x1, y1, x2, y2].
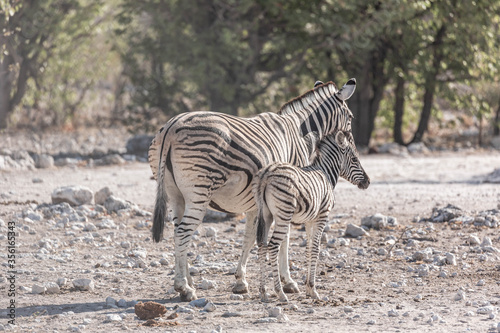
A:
[148, 78, 358, 301]
[254, 131, 370, 303]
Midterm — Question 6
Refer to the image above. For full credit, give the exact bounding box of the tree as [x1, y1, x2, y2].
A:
[0, 0, 104, 129]
[116, 0, 323, 119]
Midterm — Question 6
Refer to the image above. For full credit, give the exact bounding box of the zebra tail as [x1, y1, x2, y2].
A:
[152, 174, 167, 243]
[255, 181, 268, 246]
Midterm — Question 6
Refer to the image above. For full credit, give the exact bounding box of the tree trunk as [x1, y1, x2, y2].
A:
[350, 48, 388, 147]
[0, 55, 14, 129]
[494, 94, 500, 136]
[411, 25, 446, 144]
[393, 75, 405, 144]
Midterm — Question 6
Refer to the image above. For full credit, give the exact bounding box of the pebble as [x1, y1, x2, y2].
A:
[414, 294, 423, 302]
[268, 307, 282, 317]
[46, 282, 60, 294]
[205, 227, 217, 237]
[468, 235, 481, 246]
[361, 213, 397, 230]
[176, 306, 195, 314]
[189, 298, 208, 308]
[344, 306, 354, 313]
[230, 294, 243, 301]
[204, 302, 217, 312]
[51, 186, 93, 206]
[32, 284, 46, 294]
[454, 290, 466, 301]
[105, 314, 122, 322]
[106, 296, 117, 307]
[95, 187, 112, 205]
[104, 196, 130, 213]
[388, 309, 399, 317]
[199, 279, 217, 290]
[72, 278, 95, 291]
[345, 223, 368, 238]
[445, 253, 457, 266]
[477, 279, 486, 286]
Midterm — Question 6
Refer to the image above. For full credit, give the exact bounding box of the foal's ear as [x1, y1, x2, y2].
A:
[314, 81, 324, 88]
[335, 131, 348, 148]
[336, 78, 356, 101]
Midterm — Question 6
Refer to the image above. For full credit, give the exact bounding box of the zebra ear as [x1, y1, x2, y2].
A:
[314, 81, 324, 88]
[335, 131, 347, 148]
[336, 78, 356, 101]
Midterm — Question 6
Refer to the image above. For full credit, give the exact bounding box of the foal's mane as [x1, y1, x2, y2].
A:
[278, 81, 338, 116]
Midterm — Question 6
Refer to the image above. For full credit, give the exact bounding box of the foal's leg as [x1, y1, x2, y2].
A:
[305, 216, 328, 300]
[280, 232, 300, 293]
[268, 218, 291, 303]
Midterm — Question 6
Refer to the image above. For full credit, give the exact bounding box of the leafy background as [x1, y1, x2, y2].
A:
[1, 0, 499, 147]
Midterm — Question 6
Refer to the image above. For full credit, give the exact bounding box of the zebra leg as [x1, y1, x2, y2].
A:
[280, 231, 300, 294]
[233, 210, 257, 294]
[258, 241, 270, 302]
[269, 220, 290, 303]
[174, 203, 207, 301]
[305, 218, 327, 300]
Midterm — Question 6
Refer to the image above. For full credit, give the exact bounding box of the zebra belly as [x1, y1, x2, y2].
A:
[209, 173, 256, 213]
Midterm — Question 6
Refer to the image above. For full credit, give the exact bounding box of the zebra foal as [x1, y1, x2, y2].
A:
[254, 131, 370, 303]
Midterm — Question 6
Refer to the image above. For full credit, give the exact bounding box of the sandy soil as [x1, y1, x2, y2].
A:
[1, 150, 500, 332]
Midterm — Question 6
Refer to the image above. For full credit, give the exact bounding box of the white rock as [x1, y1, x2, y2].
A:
[388, 309, 399, 317]
[95, 187, 112, 205]
[344, 306, 354, 313]
[230, 294, 243, 301]
[106, 296, 117, 306]
[104, 196, 130, 213]
[56, 277, 68, 287]
[189, 298, 208, 308]
[83, 223, 97, 232]
[482, 237, 493, 247]
[46, 282, 60, 294]
[445, 253, 457, 266]
[204, 301, 216, 312]
[199, 279, 217, 290]
[96, 219, 116, 229]
[407, 142, 429, 154]
[477, 306, 495, 315]
[72, 278, 95, 291]
[345, 223, 368, 238]
[51, 186, 93, 206]
[268, 307, 282, 317]
[205, 227, 217, 237]
[35, 154, 54, 169]
[454, 290, 466, 301]
[468, 235, 481, 246]
[32, 284, 46, 294]
[105, 314, 122, 322]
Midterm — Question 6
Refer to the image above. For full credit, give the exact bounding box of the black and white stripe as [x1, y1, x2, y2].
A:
[254, 131, 370, 303]
[148, 79, 358, 301]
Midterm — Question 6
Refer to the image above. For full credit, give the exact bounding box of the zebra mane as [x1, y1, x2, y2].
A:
[278, 81, 339, 116]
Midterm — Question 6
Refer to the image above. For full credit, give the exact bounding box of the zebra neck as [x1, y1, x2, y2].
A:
[296, 95, 338, 140]
[310, 156, 341, 189]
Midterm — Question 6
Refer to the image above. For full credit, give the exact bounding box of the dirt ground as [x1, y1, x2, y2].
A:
[1, 148, 500, 333]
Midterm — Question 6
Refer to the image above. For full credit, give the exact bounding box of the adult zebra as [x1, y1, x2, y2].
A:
[148, 79, 357, 301]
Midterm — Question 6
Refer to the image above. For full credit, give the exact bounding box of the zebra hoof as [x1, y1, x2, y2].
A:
[282, 281, 300, 294]
[180, 290, 197, 302]
[232, 281, 249, 294]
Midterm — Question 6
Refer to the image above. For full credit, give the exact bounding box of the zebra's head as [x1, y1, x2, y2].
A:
[318, 131, 370, 190]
